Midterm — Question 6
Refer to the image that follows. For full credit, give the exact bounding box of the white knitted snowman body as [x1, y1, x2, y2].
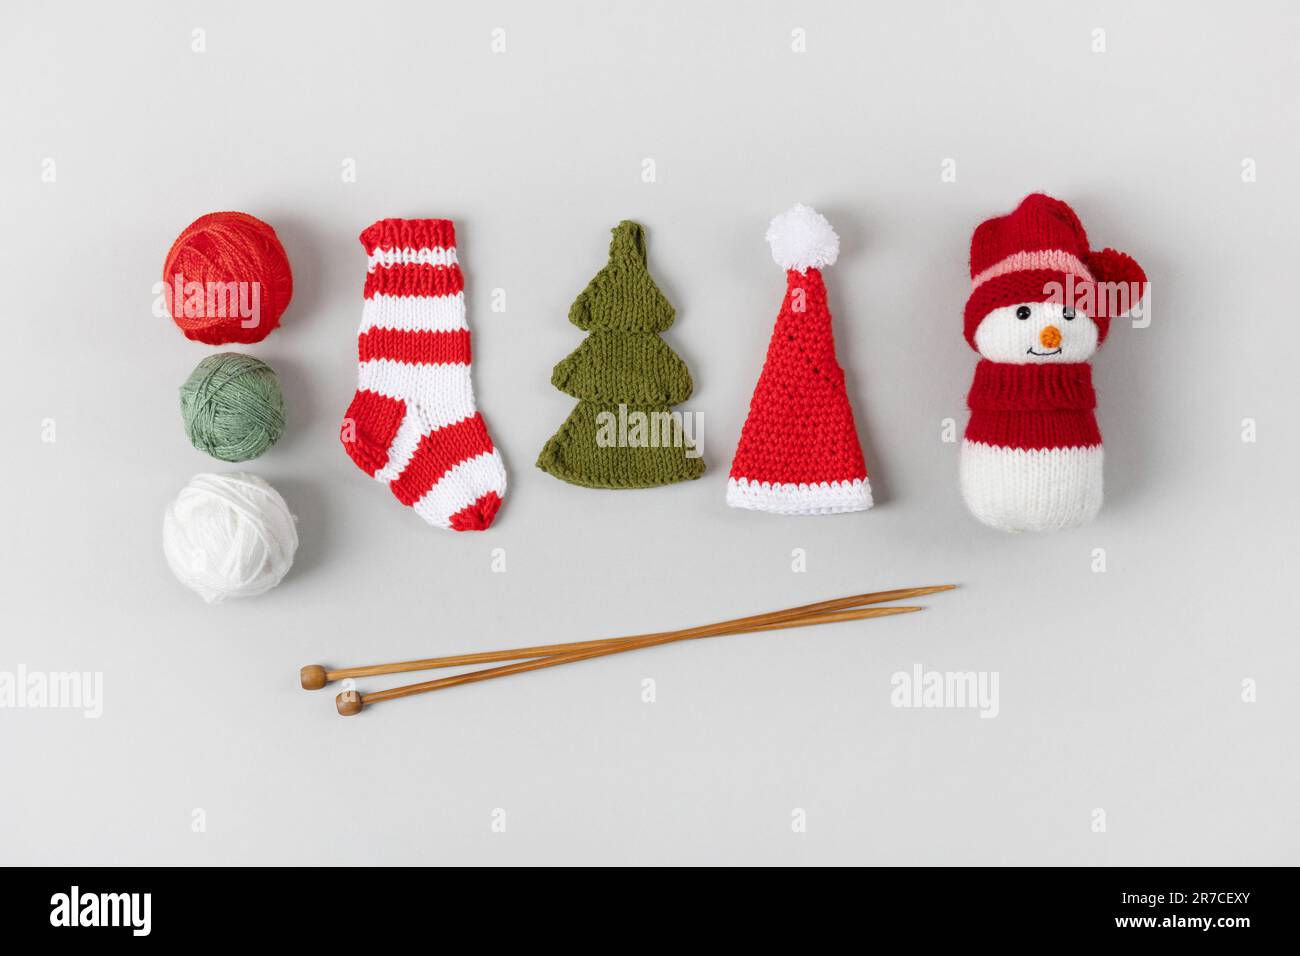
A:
[959, 301, 1104, 533]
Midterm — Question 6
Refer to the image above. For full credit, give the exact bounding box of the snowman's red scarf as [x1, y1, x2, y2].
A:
[965, 360, 1101, 450]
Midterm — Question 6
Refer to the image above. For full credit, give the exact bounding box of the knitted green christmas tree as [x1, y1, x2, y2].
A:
[537, 221, 705, 488]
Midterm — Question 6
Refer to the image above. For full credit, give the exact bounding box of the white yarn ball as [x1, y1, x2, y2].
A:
[766, 203, 840, 273]
[163, 472, 298, 604]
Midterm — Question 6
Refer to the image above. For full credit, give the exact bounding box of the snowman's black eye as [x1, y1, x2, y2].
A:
[1063, 307, 1076, 321]
[1015, 306, 1031, 320]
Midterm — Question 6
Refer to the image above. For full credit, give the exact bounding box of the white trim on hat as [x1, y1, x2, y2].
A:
[725, 477, 872, 516]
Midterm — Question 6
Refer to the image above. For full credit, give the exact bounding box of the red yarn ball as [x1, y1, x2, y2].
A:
[162, 211, 293, 345]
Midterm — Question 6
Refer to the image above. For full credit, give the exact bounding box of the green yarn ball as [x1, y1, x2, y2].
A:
[180, 353, 285, 462]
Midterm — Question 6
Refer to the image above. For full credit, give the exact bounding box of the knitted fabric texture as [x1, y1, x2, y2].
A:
[536, 221, 705, 489]
[340, 218, 506, 531]
[959, 194, 1145, 533]
[964, 193, 1146, 348]
[727, 204, 871, 515]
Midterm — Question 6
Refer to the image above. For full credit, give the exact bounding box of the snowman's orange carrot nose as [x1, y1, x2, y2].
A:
[1040, 325, 1062, 349]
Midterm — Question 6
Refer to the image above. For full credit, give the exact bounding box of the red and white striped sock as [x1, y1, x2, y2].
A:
[340, 218, 506, 531]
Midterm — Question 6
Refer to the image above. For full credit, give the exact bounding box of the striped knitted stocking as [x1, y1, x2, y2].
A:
[340, 218, 506, 531]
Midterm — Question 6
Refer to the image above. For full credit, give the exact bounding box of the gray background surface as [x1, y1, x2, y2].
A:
[3, 0, 1297, 866]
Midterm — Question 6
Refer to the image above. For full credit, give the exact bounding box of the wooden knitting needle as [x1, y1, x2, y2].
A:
[303, 584, 954, 690]
[336, 604, 922, 715]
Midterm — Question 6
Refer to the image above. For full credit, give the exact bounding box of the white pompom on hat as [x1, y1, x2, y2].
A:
[765, 203, 840, 273]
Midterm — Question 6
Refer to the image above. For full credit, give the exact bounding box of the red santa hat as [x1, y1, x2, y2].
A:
[726, 204, 872, 515]
[964, 193, 1146, 349]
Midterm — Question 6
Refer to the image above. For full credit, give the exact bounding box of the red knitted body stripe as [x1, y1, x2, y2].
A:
[965, 410, 1101, 449]
[390, 413, 496, 506]
[364, 263, 465, 300]
[965, 360, 1101, 449]
[359, 218, 456, 255]
[358, 328, 471, 365]
[966, 360, 1096, 410]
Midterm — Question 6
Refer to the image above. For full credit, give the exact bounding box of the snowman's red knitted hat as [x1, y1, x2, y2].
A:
[726, 204, 871, 516]
[964, 193, 1146, 349]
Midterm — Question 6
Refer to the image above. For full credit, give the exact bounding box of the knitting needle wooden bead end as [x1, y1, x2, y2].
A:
[336, 691, 363, 716]
[300, 665, 328, 691]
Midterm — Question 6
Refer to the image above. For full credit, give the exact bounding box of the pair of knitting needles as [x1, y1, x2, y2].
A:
[301, 585, 955, 716]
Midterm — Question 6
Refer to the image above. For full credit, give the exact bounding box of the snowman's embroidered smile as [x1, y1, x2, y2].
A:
[1026, 346, 1063, 356]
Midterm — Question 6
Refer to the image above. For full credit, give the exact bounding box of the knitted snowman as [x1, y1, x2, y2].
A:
[959, 194, 1145, 532]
